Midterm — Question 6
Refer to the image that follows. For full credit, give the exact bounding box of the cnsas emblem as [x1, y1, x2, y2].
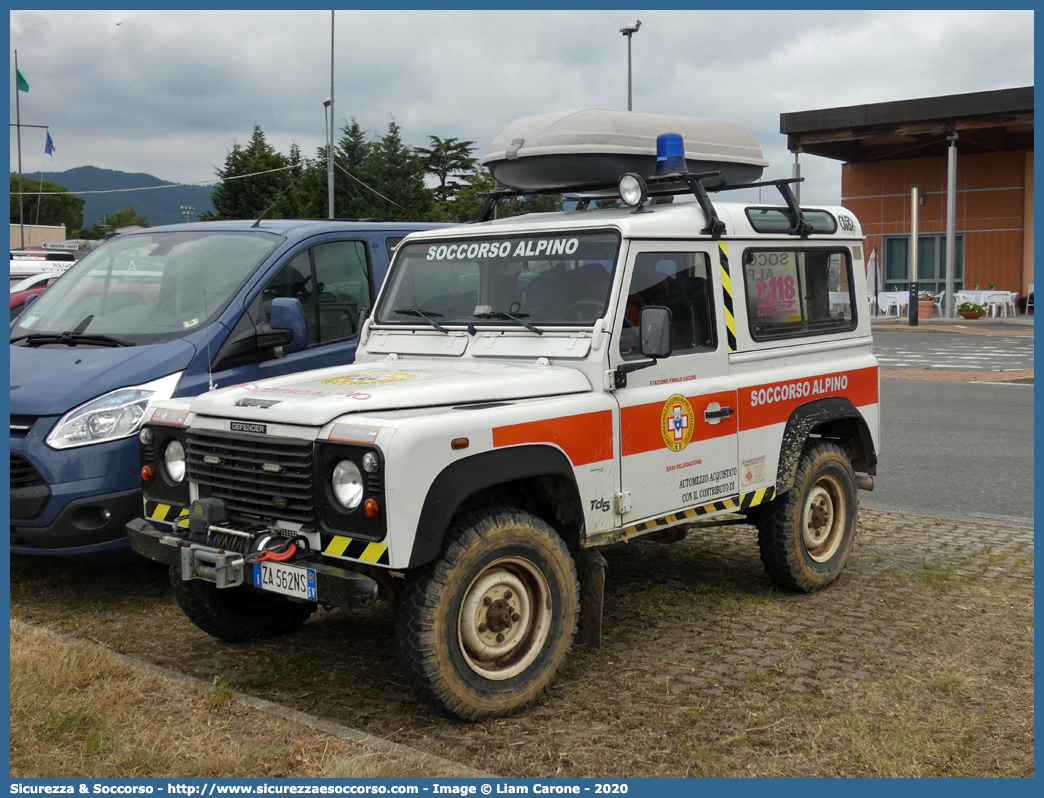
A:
[321, 372, 419, 386]
[660, 394, 695, 452]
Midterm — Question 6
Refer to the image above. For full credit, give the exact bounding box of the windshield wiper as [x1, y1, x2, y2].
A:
[473, 310, 543, 335]
[393, 307, 448, 334]
[11, 331, 130, 348]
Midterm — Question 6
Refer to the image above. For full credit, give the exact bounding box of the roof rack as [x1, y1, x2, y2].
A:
[475, 175, 812, 240]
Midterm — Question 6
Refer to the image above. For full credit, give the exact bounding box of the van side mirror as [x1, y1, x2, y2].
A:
[640, 306, 673, 359]
[268, 297, 307, 355]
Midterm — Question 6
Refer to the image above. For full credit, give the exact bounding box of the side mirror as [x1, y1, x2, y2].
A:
[640, 306, 673, 359]
[24, 294, 39, 308]
[268, 297, 307, 355]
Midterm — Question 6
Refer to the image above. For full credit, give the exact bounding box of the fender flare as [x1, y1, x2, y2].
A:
[775, 397, 877, 493]
[407, 445, 580, 569]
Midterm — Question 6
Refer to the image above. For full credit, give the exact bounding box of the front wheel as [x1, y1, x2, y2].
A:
[756, 442, 859, 592]
[395, 508, 579, 721]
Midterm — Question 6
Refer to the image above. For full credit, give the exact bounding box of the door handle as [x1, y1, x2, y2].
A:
[705, 406, 735, 421]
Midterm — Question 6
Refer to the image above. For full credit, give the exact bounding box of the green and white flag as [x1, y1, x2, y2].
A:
[16, 69, 29, 92]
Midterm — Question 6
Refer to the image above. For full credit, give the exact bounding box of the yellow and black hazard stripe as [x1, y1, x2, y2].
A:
[144, 499, 189, 528]
[322, 535, 390, 566]
[739, 486, 776, 511]
[718, 241, 737, 352]
[624, 496, 741, 537]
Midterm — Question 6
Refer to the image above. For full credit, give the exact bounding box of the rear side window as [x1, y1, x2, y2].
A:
[742, 248, 856, 340]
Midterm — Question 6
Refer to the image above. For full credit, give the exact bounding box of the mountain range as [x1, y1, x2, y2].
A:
[11, 165, 216, 229]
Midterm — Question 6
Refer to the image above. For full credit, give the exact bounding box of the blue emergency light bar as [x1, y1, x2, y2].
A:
[655, 132, 686, 174]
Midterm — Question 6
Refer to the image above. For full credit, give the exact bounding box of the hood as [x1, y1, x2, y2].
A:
[188, 360, 593, 427]
[10, 340, 195, 416]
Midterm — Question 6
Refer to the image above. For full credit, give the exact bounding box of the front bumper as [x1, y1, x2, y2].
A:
[127, 518, 380, 609]
[11, 487, 142, 556]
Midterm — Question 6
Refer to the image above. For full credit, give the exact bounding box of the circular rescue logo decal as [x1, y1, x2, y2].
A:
[320, 373, 419, 386]
[660, 394, 695, 452]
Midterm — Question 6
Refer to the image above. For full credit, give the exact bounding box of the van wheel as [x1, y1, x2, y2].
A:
[756, 442, 858, 592]
[169, 566, 317, 643]
[395, 508, 579, 721]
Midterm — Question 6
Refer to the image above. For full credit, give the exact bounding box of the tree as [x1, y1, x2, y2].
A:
[448, 169, 563, 224]
[416, 136, 476, 210]
[75, 207, 150, 240]
[10, 176, 85, 231]
[201, 124, 305, 221]
[328, 119, 440, 222]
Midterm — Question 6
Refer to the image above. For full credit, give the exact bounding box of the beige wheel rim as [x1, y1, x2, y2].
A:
[458, 556, 552, 681]
[802, 475, 846, 563]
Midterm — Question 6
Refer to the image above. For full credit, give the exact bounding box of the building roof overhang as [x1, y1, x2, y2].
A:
[780, 86, 1033, 162]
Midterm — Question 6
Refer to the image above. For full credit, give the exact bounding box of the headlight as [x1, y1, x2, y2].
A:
[164, 440, 186, 483]
[46, 372, 182, 450]
[331, 459, 364, 510]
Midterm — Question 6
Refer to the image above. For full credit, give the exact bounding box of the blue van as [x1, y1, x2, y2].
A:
[10, 219, 449, 560]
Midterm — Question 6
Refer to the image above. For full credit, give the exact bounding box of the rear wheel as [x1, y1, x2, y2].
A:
[395, 508, 579, 721]
[756, 442, 858, 592]
[169, 566, 317, 643]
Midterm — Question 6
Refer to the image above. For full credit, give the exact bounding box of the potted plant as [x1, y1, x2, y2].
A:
[917, 292, 935, 319]
[957, 301, 986, 320]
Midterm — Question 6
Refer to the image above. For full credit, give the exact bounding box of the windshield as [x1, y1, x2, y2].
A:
[376, 232, 619, 327]
[11, 230, 283, 346]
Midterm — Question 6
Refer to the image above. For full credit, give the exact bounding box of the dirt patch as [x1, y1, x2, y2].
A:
[10, 510, 1034, 778]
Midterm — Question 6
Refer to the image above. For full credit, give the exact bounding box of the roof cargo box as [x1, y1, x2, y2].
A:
[482, 109, 769, 191]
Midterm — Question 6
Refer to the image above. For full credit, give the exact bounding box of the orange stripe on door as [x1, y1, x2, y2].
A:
[493, 410, 614, 466]
[621, 389, 738, 457]
[739, 366, 878, 431]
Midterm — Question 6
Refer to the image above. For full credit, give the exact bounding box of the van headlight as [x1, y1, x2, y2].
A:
[46, 373, 183, 450]
[331, 460, 364, 510]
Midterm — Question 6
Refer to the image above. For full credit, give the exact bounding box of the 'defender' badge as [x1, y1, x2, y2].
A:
[660, 394, 695, 452]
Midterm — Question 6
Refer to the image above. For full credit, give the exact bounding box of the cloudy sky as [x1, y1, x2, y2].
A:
[9, 9, 1034, 206]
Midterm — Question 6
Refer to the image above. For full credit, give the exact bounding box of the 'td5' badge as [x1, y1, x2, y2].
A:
[660, 394, 695, 452]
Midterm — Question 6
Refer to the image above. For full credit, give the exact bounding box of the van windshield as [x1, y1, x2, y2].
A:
[376, 232, 619, 328]
[11, 230, 282, 346]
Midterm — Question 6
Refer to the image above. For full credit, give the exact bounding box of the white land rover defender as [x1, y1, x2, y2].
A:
[128, 110, 880, 721]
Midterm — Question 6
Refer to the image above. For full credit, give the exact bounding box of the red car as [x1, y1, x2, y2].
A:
[10, 273, 57, 320]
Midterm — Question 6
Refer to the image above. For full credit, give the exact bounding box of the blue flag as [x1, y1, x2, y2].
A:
[45, 132, 55, 156]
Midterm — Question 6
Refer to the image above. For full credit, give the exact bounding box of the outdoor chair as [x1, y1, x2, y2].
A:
[986, 292, 1009, 318]
[1027, 284, 1034, 315]
[932, 290, 945, 317]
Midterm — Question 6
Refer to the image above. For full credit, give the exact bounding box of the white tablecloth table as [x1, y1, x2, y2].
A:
[955, 290, 1017, 306]
[871, 291, 910, 314]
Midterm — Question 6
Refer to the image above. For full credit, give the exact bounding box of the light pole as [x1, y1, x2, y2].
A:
[327, 10, 335, 219]
[620, 20, 641, 111]
[180, 205, 195, 223]
[324, 98, 334, 219]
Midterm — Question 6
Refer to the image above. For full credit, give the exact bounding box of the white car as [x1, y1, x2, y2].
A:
[129, 110, 880, 721]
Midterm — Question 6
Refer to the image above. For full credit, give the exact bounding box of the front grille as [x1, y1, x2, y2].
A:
[11, 455, 44, 489]
[187, 431, 315, 525]
[10, 415, 37, 434]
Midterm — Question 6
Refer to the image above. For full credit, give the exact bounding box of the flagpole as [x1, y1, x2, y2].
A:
[15, 50, 25, 249]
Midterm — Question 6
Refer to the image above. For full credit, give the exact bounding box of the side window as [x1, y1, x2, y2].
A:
[742, 249, 855, 340]
[620, 251, 715, 359]
[262, 240, 371, 346]
[263, 251, 318, 345]
[313, 240, 371, 342]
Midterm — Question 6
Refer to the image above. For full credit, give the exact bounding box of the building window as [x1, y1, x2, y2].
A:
[883, 235, 964, 295]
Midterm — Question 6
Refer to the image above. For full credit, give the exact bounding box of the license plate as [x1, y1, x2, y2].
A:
[253, 561, 317, 601]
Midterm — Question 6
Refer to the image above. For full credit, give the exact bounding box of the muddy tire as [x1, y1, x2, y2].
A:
[169, 566, 317, 643]
[395, 508, 579, 721]
[756, 442, 858, 593]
